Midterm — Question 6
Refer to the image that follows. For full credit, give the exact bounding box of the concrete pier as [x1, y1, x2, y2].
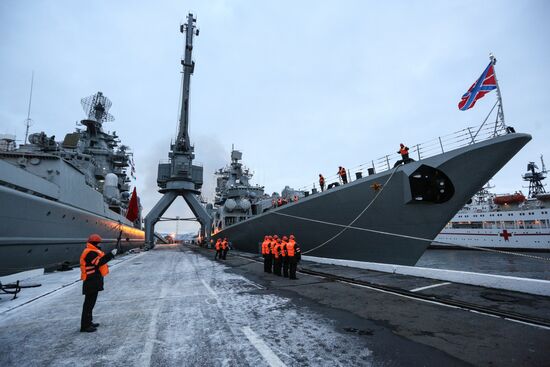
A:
[1, 244, 549, 366]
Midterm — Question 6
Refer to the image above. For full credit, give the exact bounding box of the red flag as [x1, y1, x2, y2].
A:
[126, 187, 139, 222]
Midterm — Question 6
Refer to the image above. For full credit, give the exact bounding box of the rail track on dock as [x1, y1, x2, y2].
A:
[221, 250, 550, 329]
[298, 267, 550, 329]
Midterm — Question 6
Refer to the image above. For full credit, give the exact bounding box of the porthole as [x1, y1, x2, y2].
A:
[44, 248, 48, 252]
[27, 249, 32, 254]
[72, 216, 76, 220]
[46, 211, 51, 216]
[62, 214, 66, 218]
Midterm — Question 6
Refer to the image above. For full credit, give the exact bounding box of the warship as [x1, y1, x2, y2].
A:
[210, 126, 531, 265]
[0, 92, 144, 276]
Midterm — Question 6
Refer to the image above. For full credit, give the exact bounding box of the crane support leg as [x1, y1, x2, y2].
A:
[144, 191, 178, 249]
[182, 191, 212, 244]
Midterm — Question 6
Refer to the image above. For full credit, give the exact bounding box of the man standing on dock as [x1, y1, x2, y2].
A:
[273, 238, 282, 276]
[262, 236, 271, 273]
[281, 236, 289, 278]
[214, 238, 222, 260]
[270, 235, 278, 273]
[222, 238, 229, 260]
[287, 235, 301, 280]
[319, 174, 325, 192]
[80, 234, 118, 333]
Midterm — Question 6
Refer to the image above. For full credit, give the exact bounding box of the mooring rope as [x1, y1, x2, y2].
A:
[272, 174, 550, 263]
[275, 165, 401, 255]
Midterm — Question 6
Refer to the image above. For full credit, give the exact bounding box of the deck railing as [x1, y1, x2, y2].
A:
[297, 122, 509, 193]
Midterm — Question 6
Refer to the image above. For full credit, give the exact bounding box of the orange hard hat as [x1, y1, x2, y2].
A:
[88, 234, 102, 243]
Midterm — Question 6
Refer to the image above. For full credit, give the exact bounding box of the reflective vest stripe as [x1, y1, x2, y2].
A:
[287, 240, 296, 257]
[80, 243, 109, 280]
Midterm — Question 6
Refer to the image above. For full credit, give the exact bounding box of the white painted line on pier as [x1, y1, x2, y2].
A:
[139, 286, 168, 367]
[410, 282, 451, 293]
[242, 326, 287, 367]
[201, 279, 219, 298]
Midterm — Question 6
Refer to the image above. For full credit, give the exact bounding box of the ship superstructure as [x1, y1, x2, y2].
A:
[0, 92, 144, 276]
[211, 149, 304, 233]
[435, 157, 549, 250]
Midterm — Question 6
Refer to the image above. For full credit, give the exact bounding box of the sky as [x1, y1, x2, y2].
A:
[1, 0, 549, 235]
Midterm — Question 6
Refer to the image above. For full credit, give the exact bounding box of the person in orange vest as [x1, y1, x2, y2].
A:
[319, 174, 325, 192]
[261, 236, 270, 273]
[338, 166, 348, 184]
[394, 143, 412, 167]
[398, 143, 410, 161]
[287, 234, 301, 280]
[80, 234, 118, 332]
[270, 235, 278, 273]
[222, 237, 229, 260]
[273, 238, 282, 276]
[214, 238, 222, 260]
[281, 236, 289, 278]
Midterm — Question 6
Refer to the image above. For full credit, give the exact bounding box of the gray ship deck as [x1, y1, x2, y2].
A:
[1, 245, 549, 366]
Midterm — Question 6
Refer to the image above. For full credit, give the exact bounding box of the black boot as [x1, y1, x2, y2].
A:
[80, 326, 97, 332]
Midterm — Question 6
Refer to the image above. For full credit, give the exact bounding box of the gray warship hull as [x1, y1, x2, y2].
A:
[212, 133, 531, 265]
[0, 186, 143, 276]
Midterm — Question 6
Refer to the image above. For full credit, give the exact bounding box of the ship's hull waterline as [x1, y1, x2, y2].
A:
[212, 133, 531, 266]
[0, 186, 144, 276]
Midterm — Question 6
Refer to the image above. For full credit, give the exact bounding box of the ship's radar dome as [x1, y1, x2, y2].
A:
[238, 199, 251, 211]
[225, 199, 237, 212]
[105, 173, 118, 187]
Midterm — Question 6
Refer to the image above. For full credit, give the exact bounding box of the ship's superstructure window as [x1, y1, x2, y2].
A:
[452, 221, 483, 229]
[503, 221, 515, 229]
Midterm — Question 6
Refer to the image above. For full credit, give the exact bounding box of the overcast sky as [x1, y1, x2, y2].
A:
[1, 0, 549, 235]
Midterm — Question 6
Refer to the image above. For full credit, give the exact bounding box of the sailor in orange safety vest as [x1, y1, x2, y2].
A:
[270, 235, 278, 273]
[287, 234, 301, 280]
[214, 238, 222, 260]
[261, 236, 272, 273]
[222, 238, 229, 260]
[281, 236, 290, 278]
[319, 174, 325, 192]
[80, 234, 118, 332]
[394, 143, 412, 167]
[272, 238, 283, 276]
[338, 166, 348, 184]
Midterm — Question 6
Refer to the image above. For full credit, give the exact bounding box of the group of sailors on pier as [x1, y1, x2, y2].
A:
[261, 235, 301, 280]
[214, 238, 230, 260]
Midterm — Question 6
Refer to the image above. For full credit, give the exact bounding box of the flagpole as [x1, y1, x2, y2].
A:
[489, 53, 506, 129]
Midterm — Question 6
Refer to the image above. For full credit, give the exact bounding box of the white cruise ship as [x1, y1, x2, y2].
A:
[434, 159, 550, 250]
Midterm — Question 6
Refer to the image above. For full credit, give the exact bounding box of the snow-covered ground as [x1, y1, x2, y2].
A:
[0, 245, 373, 366]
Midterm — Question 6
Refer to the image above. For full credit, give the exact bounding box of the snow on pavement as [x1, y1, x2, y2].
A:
[0, 245, 373, 366]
